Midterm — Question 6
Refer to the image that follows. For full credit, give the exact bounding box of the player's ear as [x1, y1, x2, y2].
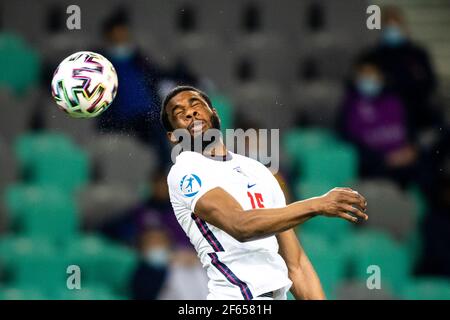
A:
[211, 107, 221, 119]
[211, 107, 222, 127]
[167, 131, 178, 143]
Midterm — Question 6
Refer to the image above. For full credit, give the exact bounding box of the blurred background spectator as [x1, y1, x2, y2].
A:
[96, 8, 171, 166]
[130, 223, 208, 300]
[100, 169, 192, 250]
[97, 10, 162, 140]
[131, 226, 171, 300]
[368, 6, 441, 136]
[337, 53, 428, 190]
[0, 0, 449, 300]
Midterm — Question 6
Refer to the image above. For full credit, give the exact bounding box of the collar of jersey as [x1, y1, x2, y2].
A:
[203, 150, 234, 162]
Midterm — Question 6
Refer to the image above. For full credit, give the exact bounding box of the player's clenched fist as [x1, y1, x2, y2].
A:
[316, 187, 368, 223]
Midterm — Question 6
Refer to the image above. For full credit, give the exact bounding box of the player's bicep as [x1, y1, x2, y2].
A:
[194, 187, 244, 239]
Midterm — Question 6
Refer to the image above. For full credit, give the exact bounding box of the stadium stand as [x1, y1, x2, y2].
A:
[0, 0, 449, 300]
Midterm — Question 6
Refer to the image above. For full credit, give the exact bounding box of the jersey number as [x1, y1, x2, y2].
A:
[247, 192, 265, 208]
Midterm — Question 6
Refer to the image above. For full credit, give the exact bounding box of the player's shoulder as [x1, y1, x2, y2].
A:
[176, 150, 205, 163]
[170, 151, 204, 169]
[168, 151, 206, 181]
[231, 152, 273, 174]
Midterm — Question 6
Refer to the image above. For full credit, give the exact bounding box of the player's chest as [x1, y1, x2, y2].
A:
[212, 164, 272, 210]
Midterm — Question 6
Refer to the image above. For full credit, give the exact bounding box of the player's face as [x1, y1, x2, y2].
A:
[166, 90, 219, 136]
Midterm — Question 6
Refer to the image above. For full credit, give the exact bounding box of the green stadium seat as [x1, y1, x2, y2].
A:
[5, 184, 72, 225]
[294, 179, 354, 243]
[283, 128, 358, 185]
[0, 235, 32, 278]
[23, 201, 79, 242]
[300, 142, 358, 186]
[4, 184, 79, 242]
[65, 234, 113, 286]
[0, 235, 68, 289]
[0, 33, 40, 96]
[347, 230, 412, 295]
[14, 251, 68, 288]
[4, 184, 37, 224]
[335, 280, 396, 300]
[15, 132, 74, 171]
[300, 216, 354, 244]
[210, 94, 234, 132]
[96, 242, 138, 294]
[0, 235, 55, 266]
[401, 278, 450, 300]
[0, 235, 129, 299]
[0, 286, 49, 300]
[283, 128, 337, 165]
[31, 146, 89, 192]
[64, 235, 137, 294]
[294, 179, 335, 200]
[51, 284, 123, 300]
[296, 230, 347, 299]
[14, 132, 89, 192]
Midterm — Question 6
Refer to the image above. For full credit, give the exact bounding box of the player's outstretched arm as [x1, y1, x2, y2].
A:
[194, 187, 367, 242]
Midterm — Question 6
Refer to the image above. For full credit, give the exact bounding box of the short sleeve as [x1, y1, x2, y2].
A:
[267, 171, 287, 209]
[167, 154, 220, 213]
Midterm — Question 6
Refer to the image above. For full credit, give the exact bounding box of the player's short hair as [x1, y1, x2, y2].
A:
[160, 85, 213, 132]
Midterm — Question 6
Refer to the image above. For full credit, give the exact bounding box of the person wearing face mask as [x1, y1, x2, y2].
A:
[368, 6, 440, 136]
[99, 169, 194, 249]
[95, 9, 172, 167]
[337, 54, 422, 189]
[130, 220, 209, 300]
[130, 226, 172, 300]
[112, 170, 208, 299]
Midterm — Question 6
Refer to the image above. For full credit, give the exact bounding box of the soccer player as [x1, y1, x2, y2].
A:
[160, 86, 368, 300]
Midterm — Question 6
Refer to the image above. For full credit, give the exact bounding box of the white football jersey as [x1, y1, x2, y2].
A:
[167, 151, 292, 300]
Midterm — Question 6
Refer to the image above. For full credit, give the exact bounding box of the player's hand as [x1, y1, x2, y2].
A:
[316, 187, 368, 223]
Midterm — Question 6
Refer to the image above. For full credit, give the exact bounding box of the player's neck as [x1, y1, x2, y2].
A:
[203, 140, 228, 158]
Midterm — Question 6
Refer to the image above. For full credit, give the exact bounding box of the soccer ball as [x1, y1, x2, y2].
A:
[51, 51, 118, 118]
